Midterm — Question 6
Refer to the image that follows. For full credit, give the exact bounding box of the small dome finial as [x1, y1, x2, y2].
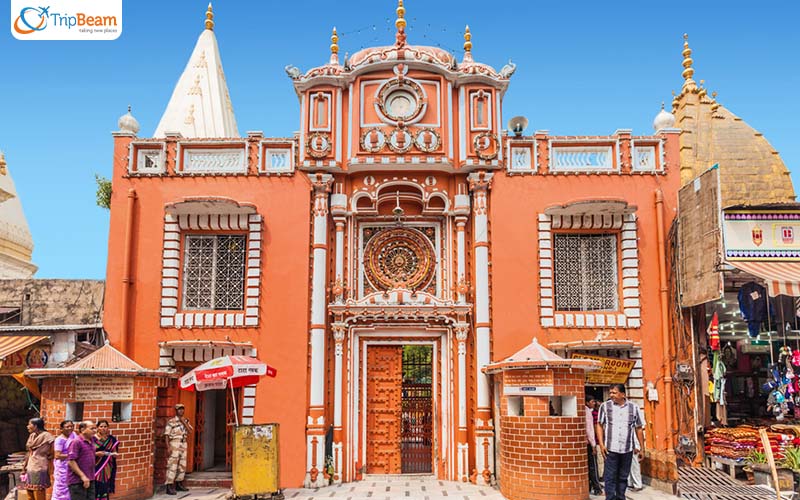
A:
[395, 0, 407, 47]
[329, 27, 340, 65]
[653, 101, 676, 131]
[711, 91, 720, 113]
[118, 105, 140, 135]
[205, 2, 214, 31]
[681, 33, 697, 92]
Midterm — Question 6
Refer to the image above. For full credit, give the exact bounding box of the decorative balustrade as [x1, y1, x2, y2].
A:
[550, 145, 614, 171]
[181, 147, 247, 174]
[127, 137, 296, 176]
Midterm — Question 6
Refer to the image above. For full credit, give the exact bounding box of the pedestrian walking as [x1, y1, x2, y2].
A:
[628, 432, 643, 491]
[164, 403, 193, 495]
[585, 395, 603, 495]
[68, 420, 98, 500]
[94, 419, 120, 499]
[53, 420, 77, 500]
[21, 417, 55, 500]
[595, 384, 645, 500]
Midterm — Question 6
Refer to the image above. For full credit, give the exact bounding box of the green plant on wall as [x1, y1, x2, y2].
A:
[95, 174, 111, 209]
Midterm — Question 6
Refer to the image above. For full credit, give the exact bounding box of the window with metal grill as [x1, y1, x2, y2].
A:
[182, 234, 246, 310]
[553, 233, 618, 311]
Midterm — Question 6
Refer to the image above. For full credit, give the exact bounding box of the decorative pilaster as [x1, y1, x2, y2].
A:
[305, 172, 333, 488]
[467, 171, 494, 485]
[331, 322, 346, 484]
[455, 322, 470, 482]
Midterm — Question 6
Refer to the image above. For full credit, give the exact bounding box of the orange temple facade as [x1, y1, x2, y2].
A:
[102, 3, 681, 492]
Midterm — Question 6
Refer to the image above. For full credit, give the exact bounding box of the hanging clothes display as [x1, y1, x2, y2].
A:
[739, 282, 768, 338]
[708, 311, 720, 351]
[711, 350, 727, 424]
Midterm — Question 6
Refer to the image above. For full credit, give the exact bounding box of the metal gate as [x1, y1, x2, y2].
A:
[401, 346, 433, 474]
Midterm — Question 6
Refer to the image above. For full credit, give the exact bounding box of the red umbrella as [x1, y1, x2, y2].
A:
[179, 355, 276, 424]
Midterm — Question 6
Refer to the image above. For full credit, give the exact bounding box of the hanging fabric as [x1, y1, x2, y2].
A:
[739, 282, 768, 338]
[708, 311, 720, 351]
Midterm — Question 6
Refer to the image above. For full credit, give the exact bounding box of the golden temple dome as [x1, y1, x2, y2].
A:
[674, 35, 795, 205]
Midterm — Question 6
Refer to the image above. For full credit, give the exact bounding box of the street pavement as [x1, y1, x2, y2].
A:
[149, 475, 679, 499]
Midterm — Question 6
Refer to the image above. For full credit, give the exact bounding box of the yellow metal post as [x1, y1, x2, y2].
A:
[233, 424, 280, 497]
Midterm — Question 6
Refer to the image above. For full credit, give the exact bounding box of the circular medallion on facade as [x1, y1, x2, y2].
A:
[424, 176, 437, 186]
[360, 127, 386, 153]
[364, 228, 436, 291]
[473, 132, 499, 160]
[388, 128, 414, 154]
[414, 128, 441, 153]
[375, 77, 426, 125]
[307, 132, 332, 158]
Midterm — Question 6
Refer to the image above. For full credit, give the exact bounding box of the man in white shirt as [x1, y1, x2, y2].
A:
[595, 384, 645, 500]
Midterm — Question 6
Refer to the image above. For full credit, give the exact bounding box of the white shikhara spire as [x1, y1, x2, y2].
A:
[153, 3, 239, 138]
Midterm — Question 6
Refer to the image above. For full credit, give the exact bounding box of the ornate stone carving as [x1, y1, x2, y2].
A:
[309, 173, 334, 217]
[332, 322, 346, 357]
[307, 132, 332, 159]
[468, 172, 493, 216]
[360, 127, 386, 153]
[363, 227, 436, 292]
[473, 132, 498, 160]
[414, 128, 441, 153]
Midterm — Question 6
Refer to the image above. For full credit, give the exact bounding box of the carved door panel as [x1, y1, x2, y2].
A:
[193, 391, 205, 471]
[366, 345, 403, 474]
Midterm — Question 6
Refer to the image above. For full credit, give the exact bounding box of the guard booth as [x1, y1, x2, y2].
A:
[233, 423, 280, 499]
[484, 338, 600, 500]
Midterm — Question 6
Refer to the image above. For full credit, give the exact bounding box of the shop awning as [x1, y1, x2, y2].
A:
[0, 335, 47, 362]
[726, 260, 800, 297]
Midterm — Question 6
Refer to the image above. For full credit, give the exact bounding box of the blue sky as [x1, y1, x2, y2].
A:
[1, 0, 798, 279]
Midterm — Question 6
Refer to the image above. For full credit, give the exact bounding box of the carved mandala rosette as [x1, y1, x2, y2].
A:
[473, 132, 499, 160]
[360, 127, 386, 153]
[414, 128, 441, 153]
[363, 228, 436, 292]
[307, 132, 332, 159]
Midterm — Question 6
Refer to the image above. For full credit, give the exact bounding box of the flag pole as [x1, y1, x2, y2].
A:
[229, 379, 239, 426]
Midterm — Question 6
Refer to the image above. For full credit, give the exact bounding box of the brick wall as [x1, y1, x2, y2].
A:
[39, 376, 159, 500]
[497, 368, 588, 500]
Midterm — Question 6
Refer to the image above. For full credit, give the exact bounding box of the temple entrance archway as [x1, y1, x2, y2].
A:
[352, 331, 449, 479]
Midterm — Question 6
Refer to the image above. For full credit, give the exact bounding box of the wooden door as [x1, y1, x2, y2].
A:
[366, 345, 403, 474]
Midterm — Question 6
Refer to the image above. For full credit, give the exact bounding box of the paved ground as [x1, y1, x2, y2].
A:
[149, 475, 678, 499]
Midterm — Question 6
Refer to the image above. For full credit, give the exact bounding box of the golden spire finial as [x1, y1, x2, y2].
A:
[462, 25, 473, 63]
[711, 90, 720, 112]
[681, 33, 697, 92]
[698, 79, 707, 98]
[205, 2, 214, 31]
[330, 27, 339, 54]
[329, 27, 340, 65]
[671, 90, 679, 111]
[395, 0, 407, 47]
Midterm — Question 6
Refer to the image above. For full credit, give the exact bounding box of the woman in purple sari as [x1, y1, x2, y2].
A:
[94, 420, 119, 499]
[52, 420, 75, 500]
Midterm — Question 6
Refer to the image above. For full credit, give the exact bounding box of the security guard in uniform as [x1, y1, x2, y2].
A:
[164, 403, 193, 495]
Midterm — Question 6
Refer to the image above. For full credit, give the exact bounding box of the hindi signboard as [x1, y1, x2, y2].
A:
[75, 377, 134, 401]
[570, 353, 635, 385]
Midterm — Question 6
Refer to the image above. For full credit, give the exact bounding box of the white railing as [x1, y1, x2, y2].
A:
[550, 145, 614, 171]
[182, 148, 246, 174]
[509, 147, 532, 171]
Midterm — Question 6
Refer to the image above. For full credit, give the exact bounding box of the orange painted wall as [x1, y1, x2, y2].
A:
[103, 135, 313, 487]
[489, 135, 680, 451]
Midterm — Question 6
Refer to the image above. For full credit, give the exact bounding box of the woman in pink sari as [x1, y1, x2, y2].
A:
[52, 420, 75, 500]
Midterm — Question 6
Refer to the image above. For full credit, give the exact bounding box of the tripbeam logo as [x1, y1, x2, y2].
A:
[11, 0, 122, 40]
